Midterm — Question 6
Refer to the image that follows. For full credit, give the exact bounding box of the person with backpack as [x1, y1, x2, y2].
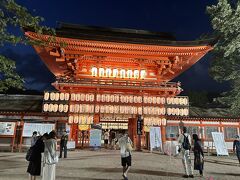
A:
[178, 127, 194, 178]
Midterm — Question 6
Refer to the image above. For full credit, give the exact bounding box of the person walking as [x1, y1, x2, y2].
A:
[27, 133, 48, 180]
[110, 130, 116, 150]
[178, 127, 194, 178]
[103, 129, 110, 149]
[59, 130, 68, 158]
[233, 135, 240, 165]
[118, 131, 133, 180]
[192, 134, 204, 176]
[31, 131, 38, 147]
[42, 131, 58, 180]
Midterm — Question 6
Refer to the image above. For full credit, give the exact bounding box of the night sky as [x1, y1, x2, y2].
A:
[3, 0, 229, 93]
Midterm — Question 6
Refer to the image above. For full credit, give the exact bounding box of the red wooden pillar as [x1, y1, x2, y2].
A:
[128, 118, 137, 149]
[94, 114, 100, 125]
[161, 125, 166, 145]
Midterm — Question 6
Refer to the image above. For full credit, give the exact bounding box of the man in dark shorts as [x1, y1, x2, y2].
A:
[118, 131, 133, 180]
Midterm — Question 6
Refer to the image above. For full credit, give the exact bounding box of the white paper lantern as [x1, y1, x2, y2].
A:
[184, 109, 189, 116]
[133, 107, 138, 114]
[120, 106, 124, 114]
[91, 67, 98, 77]
[174, 98, 179, 105]
[86, 94, 90, 101]
[184, 98, 188, 105]
[179, 98, 184, 105]
[162, 118, 167, 126]
[124, 106, 129, 114]
[48, 104, 54, 112]
[59, 104, 64, 112]
[44, 92, 49, 101]
[95, 105, 100, 113]
[74, 104, 79, 113]
[100, 106, 105, 113]
[143, 96, 148, 103]
[133, 96, 138, 103]
[167, 108, 172, 115]
[161, 97, 166, 104]
[53, 104, 58, 112]
[43, 104, 49, 112]
[138, 107, 142, 115]
[120, 95, 124, 103]
[148, 97, 152, 104]
[101, 94, 106, 102]
[162, 108, 166, 115]
[60, 93, 65, 101]
[156, 97, 161, 104]
[65, 93, 70, 101]
[140, 69, 146, 79]
[179, 109, 184, 116]
[106, 68, 112, 77]
[152, 97, 157, 104]
[70, 93, 75, 101]
[63, 104, 68, 113]
[50, 92, 55, 101]
[114, 95, 119, 102]
[55, 93, 60, 101]
[129, 96, 133, 103]
[85, 104, 89, 112]
[68, 116, 74, 124]
[113, 69, 118, 78]
[109, 106, 114, 113]
[114, 106, 119, 113]
[106, 94, 110, 102]
[74, 115, 79, 124]
[127, 70, 133, 78]
[137, 96, 142, 103]
[99, 68, 105, 77]
[176, 108, 180, 116]
[76, 94, 81, 101]
[69, 105, 74, 112]
[124, 96, 129, 103]
[143, 107, 148, 114]
[110, 95, 115, 102]
[96, 94, 101, 102]
[133, 70, 139, 79]
[89, 94, 94, 102]
[172, 108, 176, 115]
[80, 94, 85, 101]
[120, 69, 126, 78]
[106, 105, 110, 113]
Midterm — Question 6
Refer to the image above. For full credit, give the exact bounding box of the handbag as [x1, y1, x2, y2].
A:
[26, 147, 34, 161]
[125, 138, 133, 152]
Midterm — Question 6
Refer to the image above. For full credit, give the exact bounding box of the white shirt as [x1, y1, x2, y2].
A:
[118, 136, 132, 158]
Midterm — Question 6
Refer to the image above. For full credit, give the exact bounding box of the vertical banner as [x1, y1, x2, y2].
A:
[150, 127, 162, 152]
[212, 132, 229, 156]
[90, 129, 102, 147]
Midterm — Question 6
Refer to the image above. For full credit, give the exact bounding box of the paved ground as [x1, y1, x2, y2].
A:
[0, 149, 239, 180]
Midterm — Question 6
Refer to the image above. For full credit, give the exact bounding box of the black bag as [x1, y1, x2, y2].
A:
[26, 147, 34, 161]
[182, 134, 191, 150]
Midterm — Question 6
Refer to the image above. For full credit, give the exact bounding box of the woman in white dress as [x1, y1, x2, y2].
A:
[42, 131, 58, 180]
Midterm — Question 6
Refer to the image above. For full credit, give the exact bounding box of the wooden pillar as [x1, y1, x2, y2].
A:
[94, 114, 100, 125]
[128, 118, 137, 149]
[161, 125, 166, 144]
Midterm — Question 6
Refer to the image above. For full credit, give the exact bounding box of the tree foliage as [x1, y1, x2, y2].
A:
[207, 0, 240, 115]
[0, 0, 54, 92]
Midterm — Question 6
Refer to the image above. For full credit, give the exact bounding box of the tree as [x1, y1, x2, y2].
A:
[207, 0, 240, 115]
[0, 0, 54, 92]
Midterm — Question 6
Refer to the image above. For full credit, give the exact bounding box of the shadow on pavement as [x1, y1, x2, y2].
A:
[205, 159, 239, 167]
[209, 172, 240, 177]
[83, 167, 183, 177]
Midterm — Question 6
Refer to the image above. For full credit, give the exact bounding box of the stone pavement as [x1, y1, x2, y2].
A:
[0, 149, 239, 180]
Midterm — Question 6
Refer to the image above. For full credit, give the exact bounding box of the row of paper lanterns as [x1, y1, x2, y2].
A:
[92, 67, 146, 79]
[144, 117, 167, 126]
[96, 94, 166, 104]
[43, 104, 68, 112]
[166, 108, 189, 116]
[44, 92, 70, 101]
[71, 93, 94, 102]
[101, 123, 128, 129]
[166, 97, 188, 105]
[44, 92, 188, 106]
[68, 115, 94, 124]
[69, 104, 94, 113]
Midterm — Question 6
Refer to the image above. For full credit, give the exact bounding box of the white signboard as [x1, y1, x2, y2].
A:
[212, 132, 229, 156]
[89, 129, 102, 147]
[23, 123, 55, 137]
[67, 141, 76, 149]
[150, 127, 162, 151]
[0, 122, 15, 136]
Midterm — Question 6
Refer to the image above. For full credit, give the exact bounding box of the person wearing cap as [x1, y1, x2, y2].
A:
[233, 135, 240, 165]
[59, 130, 68, 158]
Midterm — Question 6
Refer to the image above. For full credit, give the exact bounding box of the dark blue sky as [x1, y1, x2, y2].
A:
[4, 0, 229, 92]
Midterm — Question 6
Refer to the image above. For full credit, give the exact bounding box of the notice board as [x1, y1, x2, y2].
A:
[23, 123, 55, 137]
[212, 132, 229, 156]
